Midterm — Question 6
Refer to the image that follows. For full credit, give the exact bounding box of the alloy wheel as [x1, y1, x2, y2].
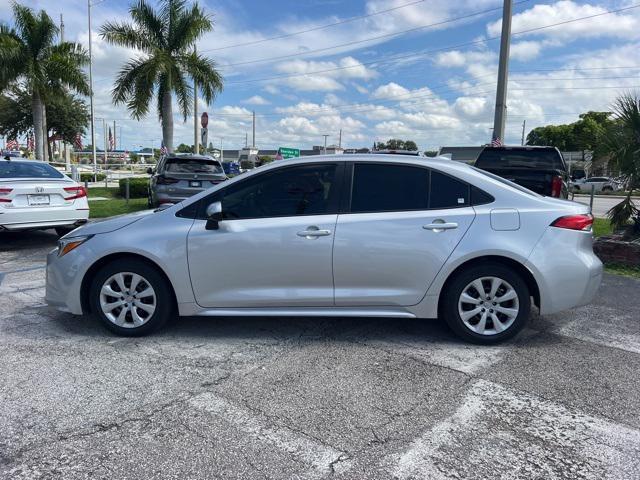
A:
[457, 276, 519, 336]
[99, 272, 156, 328]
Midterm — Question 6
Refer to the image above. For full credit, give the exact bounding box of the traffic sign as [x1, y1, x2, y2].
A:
[278, 147, 300, 159]
[201, 112, 209, 128]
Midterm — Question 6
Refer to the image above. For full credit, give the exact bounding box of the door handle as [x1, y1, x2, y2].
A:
[423, 221, 458, 232]
[297, 226, 331, 239]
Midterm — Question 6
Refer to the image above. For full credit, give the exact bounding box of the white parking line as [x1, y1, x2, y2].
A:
[388, 380, 640, 479]
[552, 305, 640, 354]
[190, 393, 351, 478]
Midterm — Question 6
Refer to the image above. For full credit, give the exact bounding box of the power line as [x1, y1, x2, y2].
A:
[217, 1, 532, 67]
[223, 4, 640, 84]
[201, 0, 428, 52]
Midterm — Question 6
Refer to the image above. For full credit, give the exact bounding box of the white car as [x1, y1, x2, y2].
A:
[572, 177, 621, 193]
[45, 155, 602, 344]
[0, 159, 89, 236]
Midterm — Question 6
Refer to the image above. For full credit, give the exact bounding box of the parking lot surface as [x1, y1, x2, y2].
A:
[1, 230, 640, 479]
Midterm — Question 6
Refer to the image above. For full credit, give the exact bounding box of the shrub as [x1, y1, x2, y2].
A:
[79, 172, 106, 182]
[118, 177, 149, 198]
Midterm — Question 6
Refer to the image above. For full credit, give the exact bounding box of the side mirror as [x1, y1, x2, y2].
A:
[154, 202, 174, 212]
[147, 167, 153, 175]
[205, 201, 223, 230]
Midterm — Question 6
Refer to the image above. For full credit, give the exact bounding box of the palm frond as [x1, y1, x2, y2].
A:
[44, 44, 90, 96]
[169, 3, 212, 52]
[171, 64, 192, 120]
[100, 21, 153, 52]
[178, 51, 223, 104]
[113, 55, 160, 119]
[129, 0, 166, 50]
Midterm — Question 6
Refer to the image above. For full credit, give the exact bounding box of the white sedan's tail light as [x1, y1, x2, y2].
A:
[63, 186, 87, 200]
[551, 214, 593, 231]
[0, 187, 12, 202]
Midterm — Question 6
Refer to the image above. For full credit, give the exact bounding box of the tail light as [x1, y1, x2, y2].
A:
[156, 175, 179, 185]
[63, 186, 87, 200]
[551, 214, 593, 231]
[0, 187, 13, 202]
[550, 175, 563, 198]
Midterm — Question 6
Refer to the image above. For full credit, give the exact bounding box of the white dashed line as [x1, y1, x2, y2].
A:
[190, 393, 352, 478]
[388, 380, 640, 479]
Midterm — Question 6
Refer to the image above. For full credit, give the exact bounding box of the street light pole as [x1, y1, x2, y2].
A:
[87, 0, 97, 180]
[322, 135, 329, 155]
[492, 0, 513, 145]
[193, 46, 199, 154]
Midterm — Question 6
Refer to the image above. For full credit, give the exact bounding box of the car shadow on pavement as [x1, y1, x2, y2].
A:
[0, 230, 59, 250]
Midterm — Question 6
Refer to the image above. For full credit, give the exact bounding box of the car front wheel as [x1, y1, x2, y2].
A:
[89, 259, 173, 336]
[440, 264, 531, 344]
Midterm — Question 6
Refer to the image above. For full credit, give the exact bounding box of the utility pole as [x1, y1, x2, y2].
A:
[338, 128, 342, 149]
[245, 132, 248, 148]
[60, 14, 64, 42]
[88, 0, 97, 180]
[492, 0, 513, 145]
[252, 111, 256, 147]
[322, 135, 329, 155]
[103, 119, 108, 166]
[521, 120, 526, 145]
[193, 46, 199, 154]
[113, 120, 117, 150]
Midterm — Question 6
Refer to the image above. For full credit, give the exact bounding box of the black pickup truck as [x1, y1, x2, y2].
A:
[474, 146, 569, 199]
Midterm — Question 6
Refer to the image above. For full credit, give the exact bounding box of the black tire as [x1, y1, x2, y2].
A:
[440, 263, 531, 344]
[89, 258, 173, 336]
[602, 186, 612, 192]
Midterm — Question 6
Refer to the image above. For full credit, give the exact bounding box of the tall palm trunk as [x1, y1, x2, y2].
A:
[31, 91, 44, 160]
[161, 89, 174, 153]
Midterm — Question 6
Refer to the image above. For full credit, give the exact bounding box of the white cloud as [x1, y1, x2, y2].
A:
[241, 95, 270, 105]
[487, 1, 640, 40]
[371, 82, 410, 99]
[509, 41, 543, 61]
[454, 96, 491, 119]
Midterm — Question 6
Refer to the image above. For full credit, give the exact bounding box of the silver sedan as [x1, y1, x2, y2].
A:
[45, 155, 602, 344]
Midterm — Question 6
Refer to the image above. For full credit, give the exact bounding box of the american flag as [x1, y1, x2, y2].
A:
[74, 132, 83, 150]
[6, 139, 19, 150]
[27, 134, 34, 151]
[491, 137, 503, 147]
[160, 140, 168, 155]
[108, 127, 114, 151]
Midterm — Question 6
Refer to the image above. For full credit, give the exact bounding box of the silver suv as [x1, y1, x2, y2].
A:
[148, 154, 227, 207]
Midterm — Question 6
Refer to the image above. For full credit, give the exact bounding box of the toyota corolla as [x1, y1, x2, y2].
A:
[45, 155, 602, 344]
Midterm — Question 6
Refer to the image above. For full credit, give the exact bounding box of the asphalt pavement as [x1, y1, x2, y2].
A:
[1, 230, 640, 479]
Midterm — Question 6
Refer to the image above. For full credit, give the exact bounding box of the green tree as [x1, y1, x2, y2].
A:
[175, 143, 193, 153]
[375, 139, 419, 150]
[603, 93, 640, 233]
[0, 85, 89, 145]
[100, 0, 224, 153]
[526, 112, 612, 152]
[0, 2, 89, 160]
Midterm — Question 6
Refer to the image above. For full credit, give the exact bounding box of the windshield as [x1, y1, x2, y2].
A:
[0, 161, 64, 179]
[475, 149, 564, 170]
[165, 158, 223, 174]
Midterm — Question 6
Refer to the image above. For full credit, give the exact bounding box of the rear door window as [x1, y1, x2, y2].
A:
[430, 171, 469, 208]
[350, 163, 429, 213]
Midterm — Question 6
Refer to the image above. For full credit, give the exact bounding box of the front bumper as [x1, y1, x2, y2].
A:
[45, 246, 88, 315]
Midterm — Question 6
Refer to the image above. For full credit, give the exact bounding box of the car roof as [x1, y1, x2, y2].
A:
[166, 154, 218, 160]
[481, 145, 558, 151]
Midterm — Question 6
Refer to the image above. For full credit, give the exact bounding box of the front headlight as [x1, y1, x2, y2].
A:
[58, 235, 93, 257]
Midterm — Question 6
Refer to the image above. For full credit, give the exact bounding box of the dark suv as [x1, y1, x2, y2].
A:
[474, 146, 569, 198]
[148, 154, 227, 207]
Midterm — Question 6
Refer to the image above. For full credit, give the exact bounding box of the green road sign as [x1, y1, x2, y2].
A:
[278, 147, 300, 159]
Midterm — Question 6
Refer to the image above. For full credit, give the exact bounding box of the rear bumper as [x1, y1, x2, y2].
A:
[0, 207, 89, 231]
[526, 227, 603, 315]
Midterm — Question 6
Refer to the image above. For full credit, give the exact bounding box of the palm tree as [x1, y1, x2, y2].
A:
[0, 2, 89, 161]
[100, 0, 223, 153]
[604, 92, 640, 234]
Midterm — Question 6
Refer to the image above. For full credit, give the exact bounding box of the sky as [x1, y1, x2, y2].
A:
[1, 0, 640, 152]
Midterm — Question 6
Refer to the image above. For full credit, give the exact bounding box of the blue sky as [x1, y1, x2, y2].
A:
[1, 0, 639, 151]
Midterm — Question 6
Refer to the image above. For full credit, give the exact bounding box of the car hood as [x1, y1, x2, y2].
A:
[68, 209, 155, 237]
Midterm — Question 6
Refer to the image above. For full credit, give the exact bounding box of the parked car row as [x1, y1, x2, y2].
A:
[570, 176, 623, 193]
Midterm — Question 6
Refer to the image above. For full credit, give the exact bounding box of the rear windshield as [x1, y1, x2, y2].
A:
[0, 161, 64, 179]
[475, 148, 564, 170]
[470, 166, 541, 197]
[165, 158, 223, 174]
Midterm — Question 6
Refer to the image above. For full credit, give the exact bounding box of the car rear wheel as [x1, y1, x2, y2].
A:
[440, 264, 531, 344]
[89, 259, 173, 336]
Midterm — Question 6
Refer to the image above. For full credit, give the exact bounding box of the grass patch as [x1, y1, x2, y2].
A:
[604, 263, 640, 280]
[593, 218, 613, 237]
[87, 187, 149, 218]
